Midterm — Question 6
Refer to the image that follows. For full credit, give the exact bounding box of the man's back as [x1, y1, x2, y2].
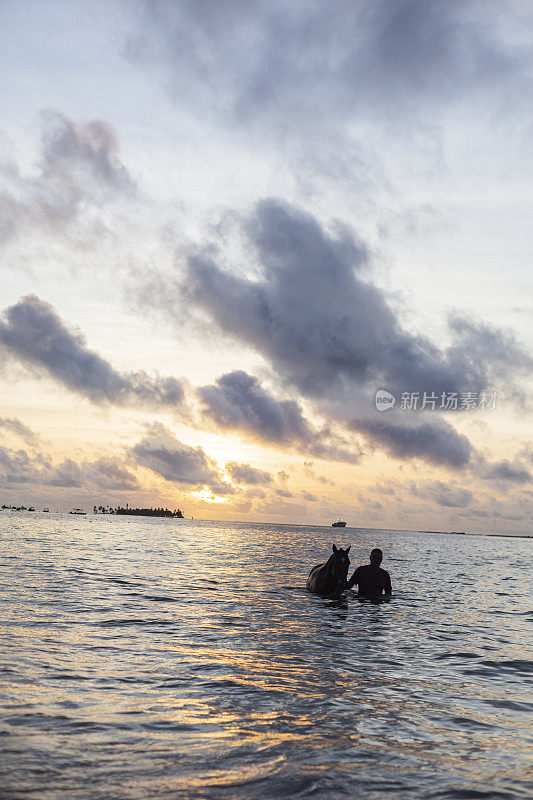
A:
[347, 563, 391, 596]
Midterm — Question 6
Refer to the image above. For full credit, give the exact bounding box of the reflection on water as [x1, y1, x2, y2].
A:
[0, 514, 532, 799]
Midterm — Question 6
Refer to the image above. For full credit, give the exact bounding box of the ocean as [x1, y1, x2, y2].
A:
[0, 513, 531, 800]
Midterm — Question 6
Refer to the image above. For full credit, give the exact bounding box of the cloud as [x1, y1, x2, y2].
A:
[198, 369, 362, 463]
[518, 444, 533, 465]
[1, 110, 135, 245]
[349, 417, 473, 468]
[371, 481, 396, 497]
[88, 457, 140, 490]
[303, 461, 333, 485]
[360, 497, 384, 513]
[199, 370, 311, 437]
[255, 498, 305, 518]
[125, 0, 533, 275]
[0, 417, 40, 447]
[46, 458, 84, 488]
[225, 461, 272, 486]
[276, 488, 293, 499]
[80, 457, 139, 489]
[411, 480, 473, 508]
[482, 459, 532, 485]
[0, 446, 139, 491]
[177, 198, 533, 467]
[130, 1, 524, 131]
[446, 315, 533, 402]
[0, 295, 186, 409]
[244, 486, 266, 500]
[0, 447, 49, 485]
[130, 422, 233, 495]
[187, 200, 531, 401]
[40, 110, 133, 195]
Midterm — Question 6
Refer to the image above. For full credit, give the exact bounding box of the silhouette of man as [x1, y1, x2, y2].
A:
[346, 548, 392, 596]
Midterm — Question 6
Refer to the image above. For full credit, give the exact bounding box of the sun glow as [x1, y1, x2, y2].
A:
[190, 488, 231, 504]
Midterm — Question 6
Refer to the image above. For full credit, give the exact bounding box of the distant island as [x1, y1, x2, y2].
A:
[418, 529, 465, 535]
[93, 505, 184, 518]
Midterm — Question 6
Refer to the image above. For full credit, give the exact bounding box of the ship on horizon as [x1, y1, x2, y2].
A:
[332, 518, 347, 527]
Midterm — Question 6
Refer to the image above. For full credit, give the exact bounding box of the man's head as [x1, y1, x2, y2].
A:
[370, 548, 383, 566]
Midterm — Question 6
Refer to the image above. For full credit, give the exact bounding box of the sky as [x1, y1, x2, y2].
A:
[0, 0, 532, 533]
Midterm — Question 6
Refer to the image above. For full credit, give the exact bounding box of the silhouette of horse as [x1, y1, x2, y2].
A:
[306, 545, 351, 598]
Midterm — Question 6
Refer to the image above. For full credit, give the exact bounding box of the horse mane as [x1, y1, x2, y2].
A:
[322, 552, 339, 575]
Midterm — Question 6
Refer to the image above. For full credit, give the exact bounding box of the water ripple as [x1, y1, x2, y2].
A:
[0, 514, 531, 799]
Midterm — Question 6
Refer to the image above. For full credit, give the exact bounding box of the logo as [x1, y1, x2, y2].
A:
[375, 389, 396, 411]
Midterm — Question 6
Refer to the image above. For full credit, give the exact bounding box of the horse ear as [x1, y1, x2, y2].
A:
[346, 546, 351, 553]
[332, 544, 337, 552]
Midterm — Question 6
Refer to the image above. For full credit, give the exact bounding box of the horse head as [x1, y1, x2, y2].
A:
[306, 544, 351, 597]
[330, 544, 351, 583]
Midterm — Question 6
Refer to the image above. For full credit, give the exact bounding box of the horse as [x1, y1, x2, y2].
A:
[306, 544, 351, 598]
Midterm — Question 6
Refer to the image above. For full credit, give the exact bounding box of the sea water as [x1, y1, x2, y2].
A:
[0, 513, 531, 800]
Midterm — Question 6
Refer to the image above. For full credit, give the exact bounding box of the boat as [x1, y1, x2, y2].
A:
[43, 508, 50, 512]
[69, 508, 86, 515]
[332, 518, 347, 527]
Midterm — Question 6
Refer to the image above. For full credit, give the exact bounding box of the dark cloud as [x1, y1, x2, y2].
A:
[0, 446, 139, 491]
[482, 459, 532, 485]
[130, 422, 233, 495]
[350, 417, 473, 469]
[0, 295, 186, 409]
[302, 491, 318, 502]
[0, 446, 49, 485]
[46, 458, 84, 488]
[1, 110, 134, 245]
[0, 417, 40, 447]
[40, 110, 133, 195]
[446, 315, 533, 402]
[53, 457, 141, 491]
[411, 480, 473, 508]
[198, 369, 361, 463]
[131, 1, 523, 129]
[88, 458, 140, 490]
[180, 199, 532, 467]
[186, 201, 530, 402]
[199, 370, 311, 438]
[225, 461, 272, 486]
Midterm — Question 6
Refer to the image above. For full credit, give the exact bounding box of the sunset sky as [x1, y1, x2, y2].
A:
[1, 1, 532, 533]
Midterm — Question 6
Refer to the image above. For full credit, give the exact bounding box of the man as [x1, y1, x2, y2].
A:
[346, 548, 392, 596]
